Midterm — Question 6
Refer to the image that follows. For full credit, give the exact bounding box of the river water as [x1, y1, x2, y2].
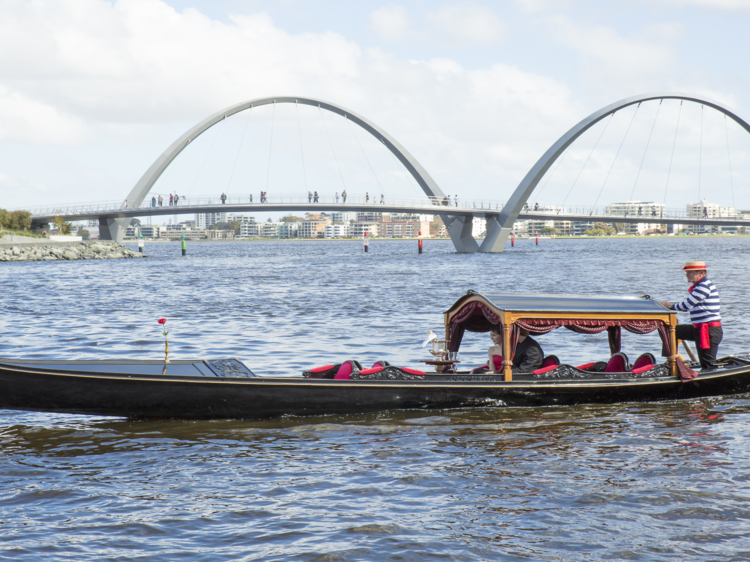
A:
[2, 237, 750, 560]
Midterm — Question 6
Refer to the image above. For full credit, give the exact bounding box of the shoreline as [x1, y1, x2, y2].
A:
[122, 233, 750, 243]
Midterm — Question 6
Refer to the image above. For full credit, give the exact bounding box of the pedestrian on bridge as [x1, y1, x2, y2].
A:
[174, 193, 179, 205]
[342, 190, 347, 203]
[308, 191, 312, 203]
[380, 194, 385, 204]
[454, 195, 459, 207]
[249, 194, 253, 203]
[314, 191, 319, 203]
[169, 194, 173, 206]
[221, 193, 227, 204]
[335, 192, 339, 203]
[366, 192, 369, 204]
[151, 196, 156, 207]
[158, 195, 163, 206]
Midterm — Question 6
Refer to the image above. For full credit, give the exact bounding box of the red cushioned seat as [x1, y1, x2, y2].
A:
[532, 364, 558, 374]
[358, 366, 384, 375]
[604, 352, 629, 373]
[631, 353, 657, 372]
[631, 364, 655, 374]
[576, 362, 596, 370]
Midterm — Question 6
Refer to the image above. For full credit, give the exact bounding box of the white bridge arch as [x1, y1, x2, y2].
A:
[100, 92, 750, 252]
[480, 92, 750, 252]
[101, 96, 479, 248]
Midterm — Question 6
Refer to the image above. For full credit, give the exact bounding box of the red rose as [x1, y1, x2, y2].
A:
[158, 318, 167, 324]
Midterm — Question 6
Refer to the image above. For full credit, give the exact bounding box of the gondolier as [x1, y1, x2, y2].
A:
[661, 261, 722, 370]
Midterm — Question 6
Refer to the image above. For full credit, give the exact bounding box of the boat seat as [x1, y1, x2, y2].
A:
[631, 353, 656, 372]
[333, 360, 363, 380]
[303, 364, 341, 379]
[604, 352, 630, 373]
[371, 360, 392, 369]
[532, 355, 560, 375]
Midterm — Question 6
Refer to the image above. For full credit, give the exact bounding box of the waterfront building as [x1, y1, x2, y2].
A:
[324, 224, 350, 238]
[277, 222, 299, 239]
[349, 222, 379, 238]
[605, 201, 664, 234]
[356, 211, 385, 222]
[240, 224, 261, 237]
[328, 211, 356, 224]
[196, 212, 227, 229]
[227, 214, 256, 224]
[471, 217, 486, 238]
[686, 199, 736, 233]
[299, 214, 331, 238]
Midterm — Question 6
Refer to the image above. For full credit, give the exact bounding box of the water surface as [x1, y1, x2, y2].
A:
[2, 237, 750, 560]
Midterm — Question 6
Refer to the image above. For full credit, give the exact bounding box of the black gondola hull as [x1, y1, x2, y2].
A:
[2, 359, 750, 419]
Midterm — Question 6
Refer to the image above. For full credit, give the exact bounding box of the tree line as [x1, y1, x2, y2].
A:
[0, 209, 32, 231]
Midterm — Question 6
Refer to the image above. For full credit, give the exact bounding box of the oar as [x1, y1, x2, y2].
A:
[682, 340, 698, 363]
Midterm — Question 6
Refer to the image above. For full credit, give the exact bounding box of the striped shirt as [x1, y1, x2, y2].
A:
[673, 277, 721, 323]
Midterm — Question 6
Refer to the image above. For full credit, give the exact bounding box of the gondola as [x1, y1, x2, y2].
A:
[2, 291, 750, 420]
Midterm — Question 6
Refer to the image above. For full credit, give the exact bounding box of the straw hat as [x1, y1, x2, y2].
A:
[683, 261, 707, 271]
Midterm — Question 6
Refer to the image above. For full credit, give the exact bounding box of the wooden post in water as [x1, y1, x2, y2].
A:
[418, 230, 423, 254]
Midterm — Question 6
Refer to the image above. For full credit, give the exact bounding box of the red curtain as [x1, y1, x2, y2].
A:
[450, 307, 671, 357]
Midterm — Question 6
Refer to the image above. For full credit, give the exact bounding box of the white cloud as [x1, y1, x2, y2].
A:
[548, 17, 679, 90]
[426, 4, 508, 46]
[369, 5, 411, 41]
[649, 0, 750, 9]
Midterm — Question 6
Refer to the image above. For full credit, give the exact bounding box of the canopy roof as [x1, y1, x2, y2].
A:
[446, 292, 673, 316]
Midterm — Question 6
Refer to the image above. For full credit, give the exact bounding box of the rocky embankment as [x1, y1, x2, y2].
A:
[0, 242, 144, 262]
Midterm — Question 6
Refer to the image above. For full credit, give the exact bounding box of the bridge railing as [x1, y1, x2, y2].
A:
[16, 195, 748, 222]
[20, 193, 509, 217]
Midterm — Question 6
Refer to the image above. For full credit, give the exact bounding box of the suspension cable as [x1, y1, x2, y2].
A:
[265, 101, 276, 192]
[725, 114, 736, 209]
[698, 104, 703, 201]
[386, 144, 422, 198]
[188, 115, 227, 197]
[319, 105, 346, 191]
[296, 101, 308, 194]
[227, 106, 252, 191]
[560, 113, 614, 208]
[346, 115, 383, 191]
[663, 100, 683, 205]
[630, 99, 662, 201]
[591, 103, 640, 212]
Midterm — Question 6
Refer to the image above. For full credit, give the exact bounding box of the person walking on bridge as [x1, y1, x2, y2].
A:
[335, 192, 339, 203]
[308, 191, 312, 203]
[366, 192, 369, 204]
[151, 196, 156, 208]
[661, 261, 722, 371]
[313, 191, 319, 203]
[174, 193, 179, 205]
[454, 195, 459, 207]
[342, 190, 347, 203]
[169, 194, 173, 206]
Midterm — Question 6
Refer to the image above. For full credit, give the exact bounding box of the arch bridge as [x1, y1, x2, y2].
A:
[33, 93, 750, 252]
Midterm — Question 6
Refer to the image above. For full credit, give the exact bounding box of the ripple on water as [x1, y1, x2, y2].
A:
[3, 239, 750, 560]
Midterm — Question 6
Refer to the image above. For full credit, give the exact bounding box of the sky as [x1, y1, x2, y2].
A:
[1, 0, 750, 222]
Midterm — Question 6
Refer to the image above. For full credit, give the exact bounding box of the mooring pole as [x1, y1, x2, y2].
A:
[181, 233, 186, 256]
[138, 233, 144, 253]
[364, 231, 369, 253]
[536, 234, 539, 246]
[418, 230, 423, 254]
[511, 232, 514, 247]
